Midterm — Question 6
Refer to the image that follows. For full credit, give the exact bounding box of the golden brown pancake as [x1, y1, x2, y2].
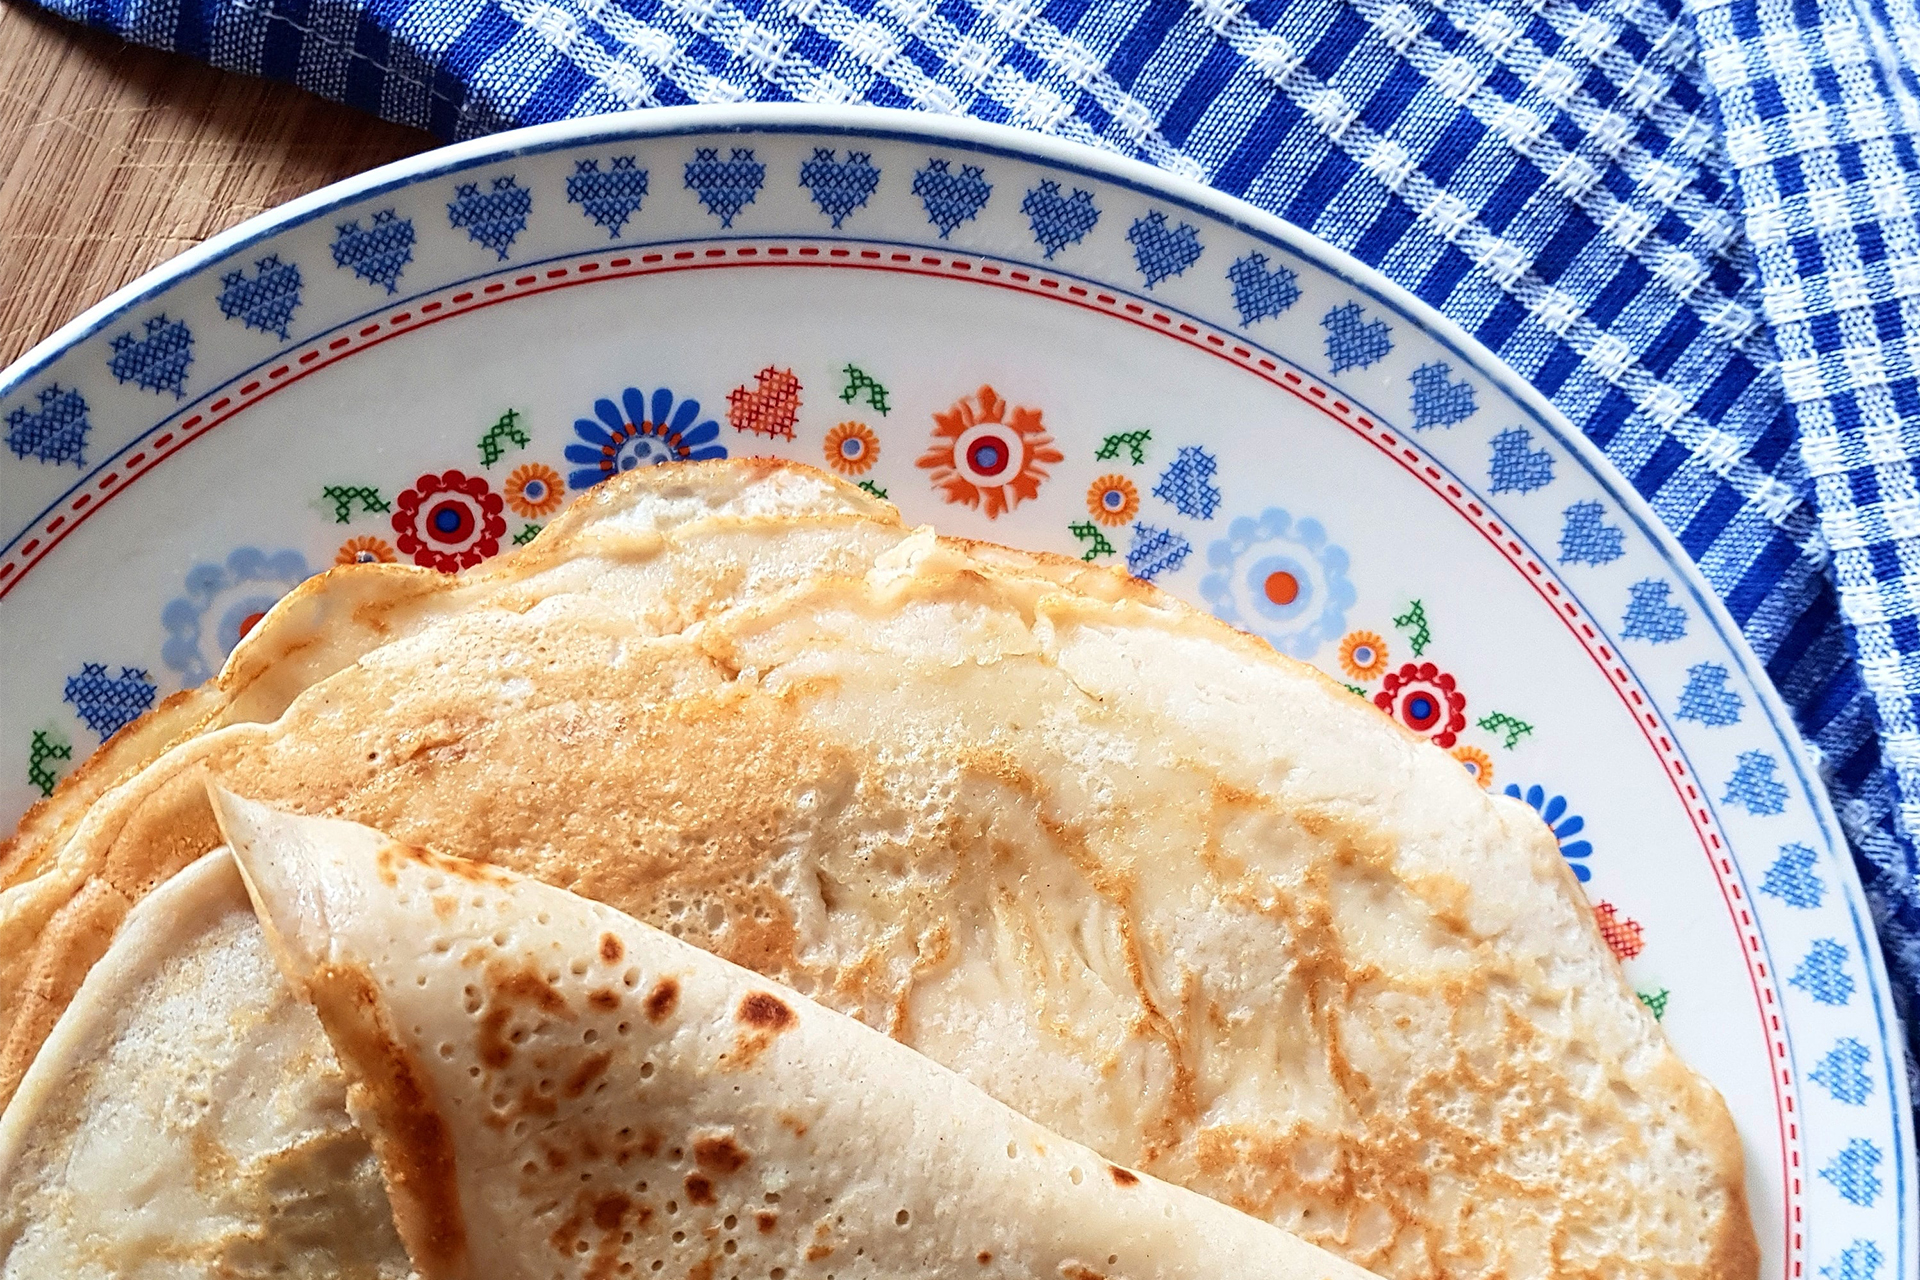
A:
[0, 459, 1757, 1280]
[212, 792, 1379, 1280]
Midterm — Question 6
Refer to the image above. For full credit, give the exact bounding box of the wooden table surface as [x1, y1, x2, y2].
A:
[0, 0, 434, 370]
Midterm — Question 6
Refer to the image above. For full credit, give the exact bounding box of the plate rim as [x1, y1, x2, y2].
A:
[1, 100, 1910, 1255]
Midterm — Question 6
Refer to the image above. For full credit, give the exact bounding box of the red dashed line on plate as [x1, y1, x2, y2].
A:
[0, 246, 1807, 1255]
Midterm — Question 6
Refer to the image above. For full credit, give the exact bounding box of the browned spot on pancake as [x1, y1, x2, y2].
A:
[1061, 1267, 1106, 1280]
[477, 964, 577, 1069]
[588, 987, 620, 1011]
[977, 1252, 993, 1265]
[548, 1209, 585, 1257]
[516, 1083, 557, 1117]
[806, 1245, 835, 1262]
[755, 1211, 778, 1233]
[565, 1050, 612, 1098]
[692, 1133, 750, 1174]
[544, 1144, 570, 1171]
[1109, 1166, 1139, 1187]
[383, 837, 510, 885]
[477, 1006, 514, 1069]
[778, 1113, 809, 1137]
[639, 1129, 662, 1158]
[644, 978, 679, 1022]
[737, 991, 794, 1030]
[600, 932, 624, 963]
[688, 1255, 718, 1280]
[187, 1123, 238, 1195]
[491, 964, 572, 1016]
[684, 1173, 716, 1205]
[308, 962, 467, 1276]
[431, 894, 457, 920]
[592, 1193, 631, 1231]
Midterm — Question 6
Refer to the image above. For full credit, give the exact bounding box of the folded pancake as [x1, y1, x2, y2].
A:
[0, 461, 889, 1100]
[0, 849, 407, 1279]
[214, 791, 1377, 1280]
[0, 460, 1757, 1280]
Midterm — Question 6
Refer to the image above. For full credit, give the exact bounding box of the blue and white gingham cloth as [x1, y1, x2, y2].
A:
[35, 0, 1920, 1085]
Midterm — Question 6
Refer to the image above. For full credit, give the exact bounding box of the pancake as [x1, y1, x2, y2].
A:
[215, 790, 1377, 1280]
[0, 461, 888, 1098]
[0, 849, 406, 1279]
[0, 459, 1757, 1280]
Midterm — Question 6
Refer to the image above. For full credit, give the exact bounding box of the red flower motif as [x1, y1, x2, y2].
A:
[918, 385, 1062, 519]
[392, 469, 507, 573]
[1374, 661, 1467, 748]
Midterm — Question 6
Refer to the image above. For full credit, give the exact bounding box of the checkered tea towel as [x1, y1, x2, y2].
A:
[30, 0, 1920, 1089]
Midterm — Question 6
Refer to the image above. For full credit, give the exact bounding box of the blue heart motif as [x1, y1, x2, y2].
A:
[1488, 426, 1554, 493]
[1127, 212, 1202, 288]
[912, 159, 992, 237]
[685, 148, 766, 227]
[332, 210, 416, 293]
[1322, 302, 1391, 372]
[1819, 1138, 1883, 1208]
[5, 383, 90, 466]
[218, 255, 304, 339]
[1620, 577, 1688, 644]
[63, 663, 157, 740]
[1558, 500, 1625, 565]
[800, 149, 881, 228]
[1760, 843, 1824, 908]
[1152, 446, 1221, 520]
[107, 315, 193, 398]
[448, 175, 533, 259]
[1789, 940, 1850, 1013]
[1675, 661, 1743, 726]
[568, 157, 650, 238]
[1809, 1038, 1872, 1104]
[1409, 362, 1476, 428]
[1226, 252, 1300, 325]
[1127, 523, 1192, 581]
[1020, 181, 1099, 259]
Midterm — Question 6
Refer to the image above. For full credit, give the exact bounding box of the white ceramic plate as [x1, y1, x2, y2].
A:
[0, 104, 1911, 1278]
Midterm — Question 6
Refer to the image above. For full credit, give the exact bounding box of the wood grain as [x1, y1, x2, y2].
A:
[0, 0, 433, 369]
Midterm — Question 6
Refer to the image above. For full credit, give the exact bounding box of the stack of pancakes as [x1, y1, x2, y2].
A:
[0, 460, 1756, 1279]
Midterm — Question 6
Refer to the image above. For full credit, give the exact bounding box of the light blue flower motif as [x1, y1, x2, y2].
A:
[161, 546, 313, 685]
[566, 386, 726, 491]
[1504, 784, 1594, 881]
[1199, 508, 1354, 658]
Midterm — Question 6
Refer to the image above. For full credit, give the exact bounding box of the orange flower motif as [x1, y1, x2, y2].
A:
[1451, 744, 1494, 789]
[917, 385, 1062, 519]
[1086, 474, 1139, 526]
[504, 463, 564, 518]
[824, 421, 881, 475]
[336, 536, 396, 566]
[1338, 630, 1389, 680]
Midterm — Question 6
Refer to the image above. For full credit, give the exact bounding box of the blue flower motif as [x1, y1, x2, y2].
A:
[566, 386, 727, 491]
[1504, 783, 1594, 881]
[161, 546, 313, 685]
[1198, 508, 1353, 659]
